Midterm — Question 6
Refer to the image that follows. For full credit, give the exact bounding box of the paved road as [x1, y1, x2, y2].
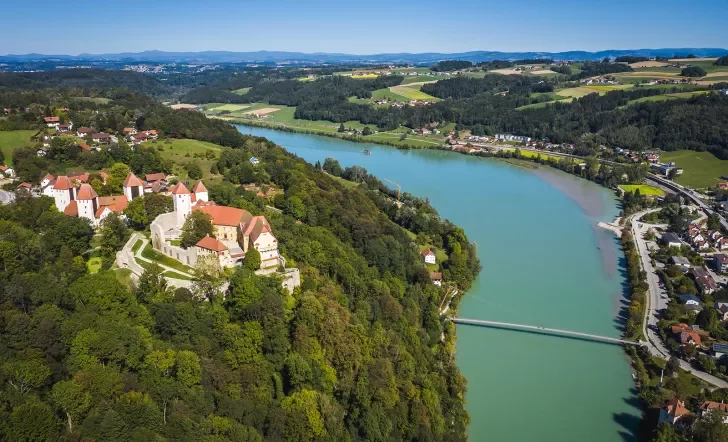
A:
[630, 209, 728, 388]
[0, 189, 14, 205]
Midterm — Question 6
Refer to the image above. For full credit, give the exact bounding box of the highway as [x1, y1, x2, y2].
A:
[630, 209, 728, 388]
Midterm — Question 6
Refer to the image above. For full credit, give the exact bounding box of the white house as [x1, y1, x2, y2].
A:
[422, 249, 436, 265]
[0, 165, 15, 177]
[699, 401, 728, 423]
[44, 116, 60, 127]
[123, 172, 145, 201]
[250, 157, 260, 166]
[52, 176, 76, 213]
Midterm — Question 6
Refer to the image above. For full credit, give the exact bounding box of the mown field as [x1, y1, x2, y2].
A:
[0, 130, 36, 165]
[619, 184, 665, 196]
[152, 138, 223, 179]
[659, 150, 728, 189]
[389, 84, 439, 101]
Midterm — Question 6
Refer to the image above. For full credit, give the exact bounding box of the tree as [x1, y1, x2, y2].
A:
[652, 422, 681, 442]
[124, 197, 148, 230]
[2, 352, 52, 394]
[52, 379, 91, 432]
[708, 213, 721, 231]
[322, 157, 343, 176]
[281, 389, 327, 441]
[681, 66, 707, 77]
[99, 212, 129, 258]
[666, 356, 680, 377]
[106, 162, 130, 195]
[362, 126, 372, 136]
[136, 263, 169, 303]
[185, 161, 203, 180]
[192, 255, 223, 303]
[715, 56, 728, 66]
[693, 406, 728, 441]
[244, 246, 261, 271]
[5, 401, 59, 442]
[338, 123, 345, 133]
[284, 196, 306, 220]
[180, 210, 214, 248]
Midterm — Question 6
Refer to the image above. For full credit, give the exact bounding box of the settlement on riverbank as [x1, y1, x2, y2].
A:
[237, 125, 642, 442]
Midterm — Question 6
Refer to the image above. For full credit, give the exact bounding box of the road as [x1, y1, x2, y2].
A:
[0, 189, 14, 205]
[630, 209, 728, 388]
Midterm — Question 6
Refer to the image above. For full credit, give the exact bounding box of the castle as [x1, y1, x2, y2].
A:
[151, 179, 280, 270]
[50, 174, 130, 226]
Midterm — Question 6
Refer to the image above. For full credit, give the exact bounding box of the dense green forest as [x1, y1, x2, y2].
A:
[430, 61, 472, 72]
[0, 69, 172, 96]
[0, 92, 480, 441]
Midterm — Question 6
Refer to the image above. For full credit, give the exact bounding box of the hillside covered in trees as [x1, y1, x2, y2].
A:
[0, 93, 480, 441]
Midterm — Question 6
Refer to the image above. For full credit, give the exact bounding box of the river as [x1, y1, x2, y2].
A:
[237, 126, 642, 441]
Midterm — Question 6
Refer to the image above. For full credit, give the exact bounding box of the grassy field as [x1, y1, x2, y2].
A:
[619, 184, 665, 196]
[232, 87, 251, 95]
[72, 97, 111, 105]
[141, 244, 195, 274]
[371, 88, 411, 102]
[389, 84, 438, 101]
[209, 104, 251, 112]
[86, 256, 103, 273]
[0, 130, 36, 165]
[114, 268, 134, 288]
[154, 138, 224, 179]
[401, 75, 439, 84]
[659, 150, 728, 188]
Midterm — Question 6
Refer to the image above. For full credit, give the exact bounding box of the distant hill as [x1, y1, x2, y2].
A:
[1, 48, 727, 64]
[0, 69, 172, 95]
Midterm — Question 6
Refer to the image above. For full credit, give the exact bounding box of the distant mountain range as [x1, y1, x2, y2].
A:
[1, 48, 727, 64]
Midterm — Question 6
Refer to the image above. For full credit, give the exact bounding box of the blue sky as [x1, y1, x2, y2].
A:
[1, 0, 726, 55]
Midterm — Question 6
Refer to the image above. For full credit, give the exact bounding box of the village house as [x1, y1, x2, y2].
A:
[249, 157, 260, 166]
[691, 267, 718, 295]
[713, 343, 728, 359]
[698, 401, 728, 423]
[659, 398, 691, 425]
[429, 272, 442, 287]
[716, 303, 728, 321]
[44, 116, 60, 127]
[670, 256, 691, 272]
[714, 254, 728, 273]
[76, 127, 93, 138]
[0, 165, 15, 177]
[91, 133, 111, 145]
[422, 249, 436, 265]
[662, 232, 682, 248]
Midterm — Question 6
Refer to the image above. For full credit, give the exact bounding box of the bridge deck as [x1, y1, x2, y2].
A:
[452, 318, 642, 346]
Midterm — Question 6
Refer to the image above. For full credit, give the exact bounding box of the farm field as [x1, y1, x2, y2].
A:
[371, 88, 412, 102]
[232, 87, 251, 95]
[619, 184, 665, 196]
[72, 96, 111, 105]
[0, 130, 36, 165]
[628, 61, 670, 68]
[401, 75, 439, 84]
[209, 104, 251, 112]
[659, 150, 728, 189]
[389, 84, 439, 100]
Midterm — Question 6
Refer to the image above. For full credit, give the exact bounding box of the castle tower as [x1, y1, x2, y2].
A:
[171, 182, 192, 228]
[192, 180, 208, 202]
[123, 172, 145, 201]
[75, 183, 99, 224]
[52, 176, 75, 212]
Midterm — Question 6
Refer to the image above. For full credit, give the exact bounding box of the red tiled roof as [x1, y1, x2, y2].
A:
[92, 132, 110, 139]
[44, 116, 59, 123]
[123, 172, 144, 187]
[43, 173, 54, 181]
[95, 207, 108, 219]
[422, 248, 434, 257]
[98, 195, 128, 213]
[170, 182, 190, 195]
[76, 183, 98, 200]
[192, 180, 207, 193]
[699, 401, 728, 414]
[68, 172, 89, 183]
[77, 127, 92, 133]
[53, 176, 73, 190]
[662, 398, 690, 418]
[17, 182, 32, 189]
[64, 200, 78, 216]
[429, 272, 442, 280]
[0, 165, 8, 172]
[79, 143, 92, 151]
[195, 205, 246, 227]
[123, 127, 135, 133]
[145, 173, 166, 182]
[196, 235, 228, 252]
[681, 331, 702, 345]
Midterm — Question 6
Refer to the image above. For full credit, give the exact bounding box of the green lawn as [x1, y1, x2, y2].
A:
[0, 130, 36, 166]
[155, 138, 224, 179]
[619, 184, 665, 196]
[72, 97, 111, 105]
[141, 244, 195, 274]
[232, 87, 251, 95]
[163, 270, 193, 280]
[87, 257, 103, 273]
[401, 75, 439, 84]
[115, 268, 134, 287]
[132, 239, 143, 254]
[660, 150, 728, 189]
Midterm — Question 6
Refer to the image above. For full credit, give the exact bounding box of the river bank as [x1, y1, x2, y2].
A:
[237, 125, 642, 441]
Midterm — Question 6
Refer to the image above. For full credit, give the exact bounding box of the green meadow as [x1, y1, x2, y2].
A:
[660, 150, 728, 189]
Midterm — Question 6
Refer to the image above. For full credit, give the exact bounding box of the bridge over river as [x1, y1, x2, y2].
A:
[452, 318, 643, 346]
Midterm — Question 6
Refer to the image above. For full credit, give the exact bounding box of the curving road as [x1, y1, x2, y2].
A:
[630, 209, 728, 388]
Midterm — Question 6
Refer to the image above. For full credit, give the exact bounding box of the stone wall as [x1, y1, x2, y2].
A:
[150, 212, 198, 267]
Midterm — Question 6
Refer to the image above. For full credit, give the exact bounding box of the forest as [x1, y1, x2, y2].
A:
[0, 90, 480, 441]
[0, 69, 172, 96]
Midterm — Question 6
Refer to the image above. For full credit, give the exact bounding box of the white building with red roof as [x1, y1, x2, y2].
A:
[123, 172, 145, 201]
[52, 174, 128, 227]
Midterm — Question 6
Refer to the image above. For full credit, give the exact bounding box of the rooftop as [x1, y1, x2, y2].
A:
[196, 235, 228, 252]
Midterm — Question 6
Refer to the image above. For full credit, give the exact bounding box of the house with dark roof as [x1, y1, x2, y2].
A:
[714, 254, 728, 273]
[670, 256, 691, 272]
[429, 272, 442, 287]
[662, 232, 682, 248]
[691, 268, 719, 295]
[713, 343, 728, 359]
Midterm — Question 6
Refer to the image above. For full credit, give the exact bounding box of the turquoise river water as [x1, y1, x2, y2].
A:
[237, 126, 642, 441]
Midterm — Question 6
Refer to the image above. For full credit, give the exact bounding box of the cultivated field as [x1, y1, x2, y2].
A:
[530, 69, 557, 75]
[669, 57, 718, 62]
[232, 87, 251, 95]
[244, 107, 280, 116]
[0, 130, 35, 165]
[659, 150, 728, 189]
[389, 84, 438, 101]
[628, 61, 669, 68]
[211, 104, 251, 112]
